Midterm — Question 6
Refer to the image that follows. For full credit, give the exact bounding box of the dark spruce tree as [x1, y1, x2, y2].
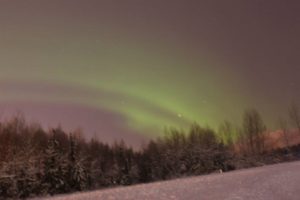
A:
[42, 138, 67, 195]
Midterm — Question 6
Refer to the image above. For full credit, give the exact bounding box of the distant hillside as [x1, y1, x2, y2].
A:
[265, 129, 300, 150]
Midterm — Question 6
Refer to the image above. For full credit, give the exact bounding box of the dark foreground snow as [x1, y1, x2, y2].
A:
[42, 161, 300, 200]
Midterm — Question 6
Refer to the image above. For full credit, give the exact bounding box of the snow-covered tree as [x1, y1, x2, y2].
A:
[66, 135, 87, 191]
[43, 138, 67, 195]
[0, 144, 41, 198]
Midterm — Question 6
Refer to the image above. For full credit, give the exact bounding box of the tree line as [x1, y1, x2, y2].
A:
[0, 105, 300, 199]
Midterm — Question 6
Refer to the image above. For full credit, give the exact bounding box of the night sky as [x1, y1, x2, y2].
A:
[0, 1, 299, 146]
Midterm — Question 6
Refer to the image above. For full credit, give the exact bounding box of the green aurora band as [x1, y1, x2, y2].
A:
[0, 36, 251, 137]
[2, 0, 293, 139]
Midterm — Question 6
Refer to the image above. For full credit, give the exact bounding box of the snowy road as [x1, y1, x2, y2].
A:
[42, 161, 300, 200]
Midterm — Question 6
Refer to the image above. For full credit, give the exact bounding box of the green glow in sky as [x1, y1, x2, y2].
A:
[1, 1, 297, 142]
[0, 37, 248, 137]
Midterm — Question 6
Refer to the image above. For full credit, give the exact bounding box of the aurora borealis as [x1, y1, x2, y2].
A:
[0, 1, 299, 146]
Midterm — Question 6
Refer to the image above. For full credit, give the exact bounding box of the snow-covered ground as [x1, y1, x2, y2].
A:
[42, 161, 300, 200]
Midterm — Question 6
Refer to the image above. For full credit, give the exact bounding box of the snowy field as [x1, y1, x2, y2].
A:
[41, 161, 300, 200]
